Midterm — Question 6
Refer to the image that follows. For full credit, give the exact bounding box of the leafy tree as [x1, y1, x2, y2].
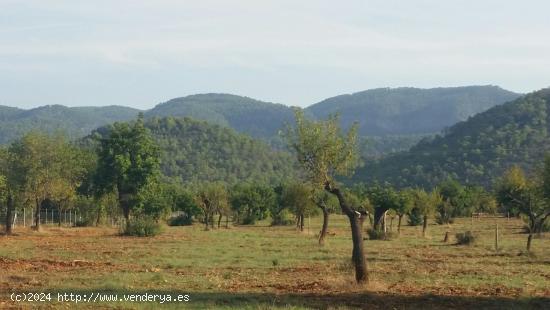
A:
[94, 116, 161, 226]
[359, 183, 400, 232]
[395, 189, 414, 234]
[279, 182, 316, 232]
[410, 188, 442, 237]
[168, 185, 201, 226]
[230, 183, 275, 225]
[496, 164, 550, 251]
[6, 132, 83, 230]
[196, 182, 229, 230]
[286, 108, 368, 283]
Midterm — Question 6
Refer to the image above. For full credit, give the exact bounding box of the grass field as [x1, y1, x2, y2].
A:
[0, 215, 549, 309]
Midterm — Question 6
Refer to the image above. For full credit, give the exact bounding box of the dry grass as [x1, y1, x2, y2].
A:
[0, 215, 549, 309]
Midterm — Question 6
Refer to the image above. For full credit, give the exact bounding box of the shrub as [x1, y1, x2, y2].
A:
[407, 208, 423, 226]
[168, 214, 193, 226]
[271, 209, 294, 226]
[123, 217, 163, 237]
[366, 229, 396, 240]
[455, 231, 476, 245]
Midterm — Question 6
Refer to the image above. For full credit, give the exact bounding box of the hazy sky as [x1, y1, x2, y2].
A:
[2, 0, 550, 109]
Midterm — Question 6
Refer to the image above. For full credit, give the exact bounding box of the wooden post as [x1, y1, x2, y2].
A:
[495, 224, 499, 252]
[23, 208, 26, 227]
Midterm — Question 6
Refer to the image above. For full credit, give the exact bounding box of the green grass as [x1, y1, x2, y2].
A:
[0, 216, 549, 309]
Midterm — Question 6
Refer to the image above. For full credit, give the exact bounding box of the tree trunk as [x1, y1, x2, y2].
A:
[204, 211, 209, 231]
[422, 215, 428, 237]
[300, 214, 304, 232]
[325, 183, 368, 284]
[373, 207, 388, 231]
[210, 212, 214, 229]
[397, 215, 403, 235]
[5, 193, 14, 235]
[319, 206, 329, 246]
[225, 215, 229, 229]
[527, 233, 533, 252]
[118, 190, 131, 230]
[33, 199, 41, 231]
[96, 207, 101, 226]
[217, 212, 222, 228]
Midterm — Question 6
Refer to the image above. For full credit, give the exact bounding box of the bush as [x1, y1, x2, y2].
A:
[123, 217, 163, 237]
[407, 208, 423, 226]
[455, 231, 476, 245]
[271, 209, 294, 226]
[366, 228, 396, 240]
[168, 214, 193, 226]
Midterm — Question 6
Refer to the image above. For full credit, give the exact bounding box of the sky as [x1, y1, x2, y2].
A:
[1, 0, 550, 109]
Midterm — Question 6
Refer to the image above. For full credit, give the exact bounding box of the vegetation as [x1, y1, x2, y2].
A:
[308, 86, 519, 136]
[123, 117, 296, 185]
[93, 115, 161, 230]
[285, 108, 368, 283]
[355, 88, 550, 188]
[2, 88, 550, 308]
[0, 105, 139, 144]
[495, 163, 550, 252]
[455, 231, 476, 245]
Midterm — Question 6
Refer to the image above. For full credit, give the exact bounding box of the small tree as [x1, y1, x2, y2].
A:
[230, 183, 274, 225]
[395, 189, 414, 235]
[280, 182, 316, 232]
[361, 183, 400, 233]
[496, 165, 550, 251]
[196, 182, 229, 230]
[286, 109, 368, 283]
[410, 188, 441, 237]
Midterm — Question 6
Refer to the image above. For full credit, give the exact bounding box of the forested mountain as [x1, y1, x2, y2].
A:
[0, 105, 140, 144]
[307, 86, 520, 136]
[146, 94, 296, 140]
[90, 117, 297, 185]
[0, 86, 521, 158]
[354, 88, 550, 188]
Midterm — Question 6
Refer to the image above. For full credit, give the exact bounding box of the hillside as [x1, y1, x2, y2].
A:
[90, 116, 297, 185]
[354, 88, 550, 188]
[307, 86, 521, 136]
[146, 93, 296, 140]
[0, 105, 140, 144]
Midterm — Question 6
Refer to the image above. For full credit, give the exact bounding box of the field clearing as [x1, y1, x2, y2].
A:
[0, 215, 549, 309]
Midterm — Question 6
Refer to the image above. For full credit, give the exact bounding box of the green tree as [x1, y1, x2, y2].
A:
[196, 182, 229, 230]
[360, 183, 400, 233]
[6, 132, 81, 231]
[286, 108, 368, 283]
[496, 165, 550, 251]
[94, 116, 161, 226]
[279, 182, 316, 232]
[395, 189, 414, 235]
[230, 183, 275, 225]
[410, 188, 441, 237]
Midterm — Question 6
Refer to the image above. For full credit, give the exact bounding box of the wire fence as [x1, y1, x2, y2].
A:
[0, 208, 124, 229]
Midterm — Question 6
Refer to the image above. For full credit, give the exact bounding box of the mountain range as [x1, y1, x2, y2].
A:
[0, 86, 520, 151]
[354, 88, 550, 188]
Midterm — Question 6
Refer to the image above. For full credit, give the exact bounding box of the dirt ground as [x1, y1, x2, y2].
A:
[0, 216, 549, 309]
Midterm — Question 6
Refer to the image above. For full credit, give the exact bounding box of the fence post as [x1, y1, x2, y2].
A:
[23, 208, 26, 227]
[495, 223, 499, 252]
